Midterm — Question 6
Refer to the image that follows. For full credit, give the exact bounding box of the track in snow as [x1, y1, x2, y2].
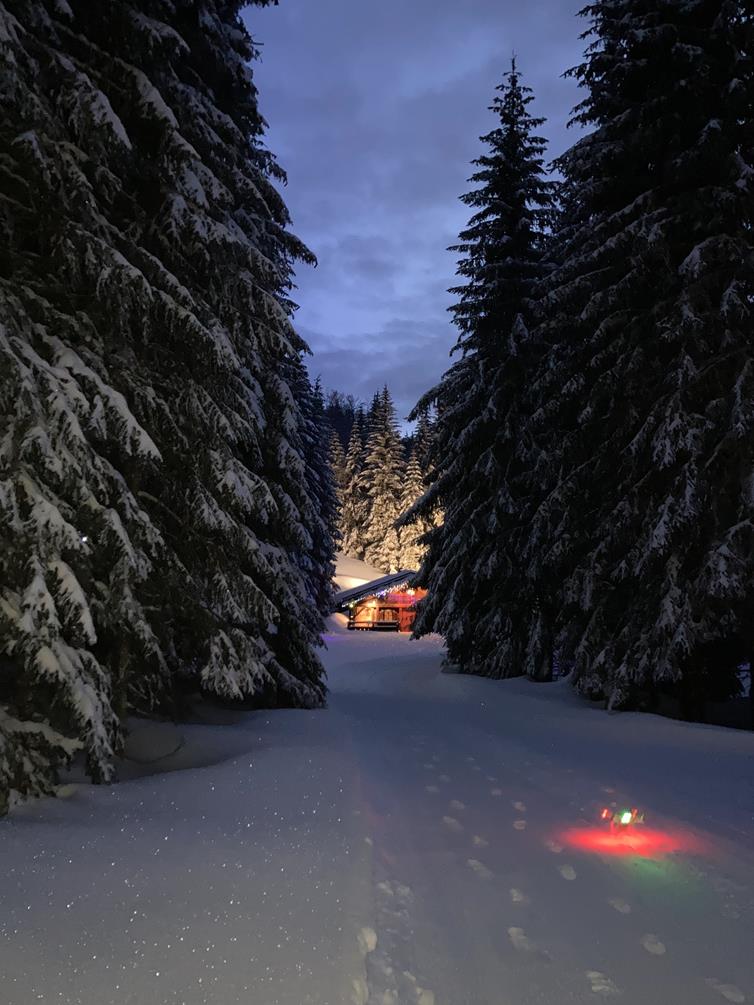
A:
[1, 616, 753, 1005]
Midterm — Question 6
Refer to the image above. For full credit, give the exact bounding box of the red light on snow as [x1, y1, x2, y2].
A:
[558, 825, 707, 858]
[600, 808, 612, 820]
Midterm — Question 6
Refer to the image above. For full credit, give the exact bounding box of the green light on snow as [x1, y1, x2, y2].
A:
[620, 810, 633, 825]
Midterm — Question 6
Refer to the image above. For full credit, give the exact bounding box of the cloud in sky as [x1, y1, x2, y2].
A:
[244, 0, 587, 424]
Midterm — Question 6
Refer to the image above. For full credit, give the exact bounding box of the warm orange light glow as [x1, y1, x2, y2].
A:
[559, 825, 708, 858]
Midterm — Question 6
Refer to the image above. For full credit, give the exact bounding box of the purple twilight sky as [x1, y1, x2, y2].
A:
[244, 1, 587, 426]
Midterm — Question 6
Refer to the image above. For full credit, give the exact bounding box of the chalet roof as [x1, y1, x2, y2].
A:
[334, 570, 418, 609]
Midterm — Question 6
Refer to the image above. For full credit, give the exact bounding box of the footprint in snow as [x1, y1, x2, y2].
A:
[465, 756, 476, 764]
[449, 799, 466, 812]
[350, 976, 368, 1005]
[439, 774, 451, 784]
[423, 763, 435, 771]
[513, 819, 527, 831]
[510, 888, 528, 904]
[472, 835, 488, 848]
[486, 775, 498, 783]
[608, 898, 631, 915]
[443, 816, 463, 833]
[559, 864, 577, 881]
[546, 840, 564, 854]
[507, 927, 535, 952]
[402, 978, 436, 1005]
[491, 788, 503, 797]
[705, 979, 746, 1003]
[467, 859, 493, 880]
[507, 927, 550, 959]
[472, 765, 482, 772]
[357, 927, 377, 956]
[641, 934, 666, 956]
[425, 785, 439, 794]
[513, 801, 527, 812]
[585, 971, 620, 996]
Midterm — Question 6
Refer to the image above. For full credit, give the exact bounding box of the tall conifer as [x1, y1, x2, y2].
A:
[363, 388, 405, 572]
[397, 451, 430, 570]
[406, 61, 555, 673]
[339, 422, 369, 560]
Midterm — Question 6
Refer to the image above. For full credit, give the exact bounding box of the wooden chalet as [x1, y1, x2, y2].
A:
[334, 571, 427, 633]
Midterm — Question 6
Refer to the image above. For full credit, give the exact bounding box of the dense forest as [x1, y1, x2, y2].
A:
[324, 386, 436, 572]
[403, 5, 753, 717]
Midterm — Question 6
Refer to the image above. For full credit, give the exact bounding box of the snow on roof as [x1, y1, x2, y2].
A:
[334, 570, 418, 608]
[333, 552, 387, 591]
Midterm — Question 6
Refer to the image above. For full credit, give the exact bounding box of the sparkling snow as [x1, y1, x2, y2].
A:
[1, 617, 753, 1004]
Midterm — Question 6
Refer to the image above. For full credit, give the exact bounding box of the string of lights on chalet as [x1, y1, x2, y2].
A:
[334, 571, 427, 633]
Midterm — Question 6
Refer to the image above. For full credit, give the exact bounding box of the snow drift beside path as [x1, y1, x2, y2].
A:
[1, 617, 753, 1005]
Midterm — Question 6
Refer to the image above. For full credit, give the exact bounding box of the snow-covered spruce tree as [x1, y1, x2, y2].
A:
[0, 0, 329, 810]
[527, 1, 754, 707]
[292, 371, 338, 621]
[329, 427, 347, 501]
[397, 450, 430, 570]
[412, 406, 436, 476]
[403, 60, 555, 674]
[363, 387, 405, 572]
[339, 415, 370, 560]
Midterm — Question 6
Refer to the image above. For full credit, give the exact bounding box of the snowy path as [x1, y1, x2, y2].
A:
[2, 617, 754, 1005]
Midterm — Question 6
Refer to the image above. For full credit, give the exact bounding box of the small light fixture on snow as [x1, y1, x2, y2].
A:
[600, 806, 645, 828]
[80, 534, 89, 544]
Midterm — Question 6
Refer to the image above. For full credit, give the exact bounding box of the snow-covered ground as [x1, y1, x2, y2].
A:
[2, 618, 753, 1005]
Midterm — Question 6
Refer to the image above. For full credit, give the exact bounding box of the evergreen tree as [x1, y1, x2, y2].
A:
[0, 0, 329, 811]
[363, 387, 405, 572]
[329, 425, 347, 558]
[412, 407, 436, 475]
[526, 1, 754, 706]
[397, 450, 430, 570]
[324, 389, 359, 450]
[288, 369, 338, 625]
[329, 429, 347, 498]
[405, 60, 556, 673]
[339, 422, 370, 559]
